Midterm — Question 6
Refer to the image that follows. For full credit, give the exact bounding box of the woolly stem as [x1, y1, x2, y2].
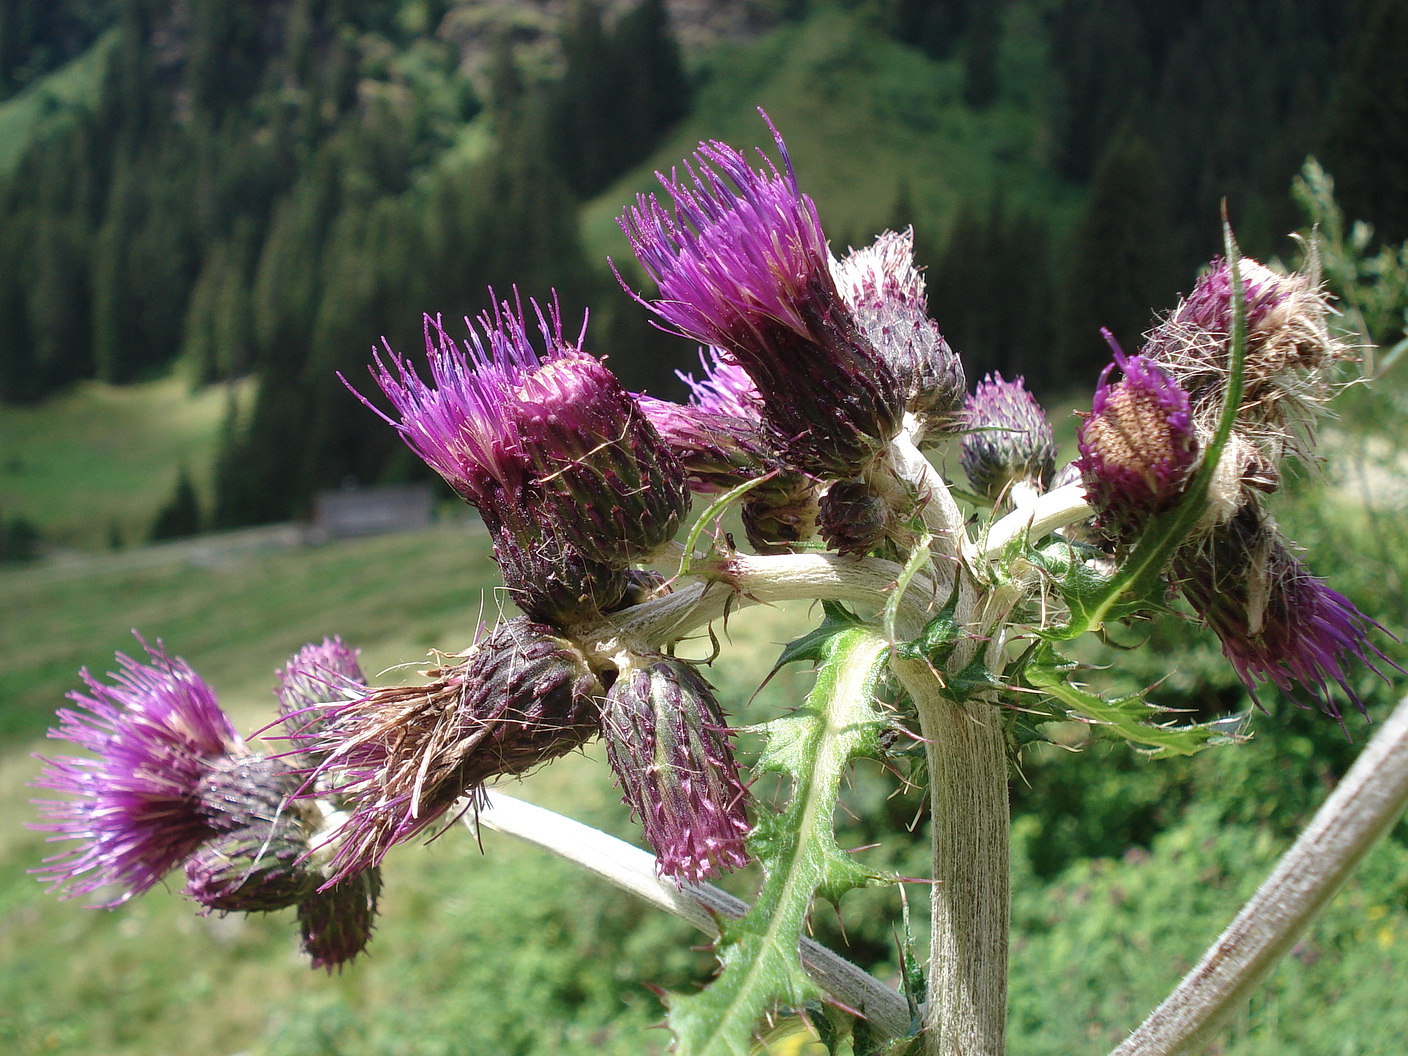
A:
[894, 658, 1010, 1056]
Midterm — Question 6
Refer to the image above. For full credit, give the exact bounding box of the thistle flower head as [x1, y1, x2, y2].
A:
[310, 617, 604, 882]
[960, 373, 1057, 502]
[277, 637, 367, 767]
[832, 228, 965, 432]
[1077, 345, 1200, 540]
[355, 292, 688, 622]
[600, 653, 750, 884]
[618, 113, 904, 478]
[638, 395, 776, 495]
[1144, 255, 1350, 465]
[1177, 506, 1398, 720]
[357, 307, 535, 512]
[31, 641, 242, 904]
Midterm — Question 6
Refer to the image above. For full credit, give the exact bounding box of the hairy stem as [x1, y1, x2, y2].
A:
[1109, 688, 1408, 1056]
[895, 658, 1010, 1056]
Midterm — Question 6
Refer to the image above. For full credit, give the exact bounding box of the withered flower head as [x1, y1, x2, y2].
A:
[310, 616, 604, 882]
[831, 228, 965, 434]
[1143, 255, 1351, 467]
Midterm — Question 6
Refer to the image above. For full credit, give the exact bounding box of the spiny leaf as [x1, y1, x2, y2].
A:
[1022, 642, 1242, 757]
[667, 627, 894, 1056]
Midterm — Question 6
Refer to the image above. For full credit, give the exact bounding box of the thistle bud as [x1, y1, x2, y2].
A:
[618, 115, 904, 479]
[298, 869, 383, 972]
[1076, 348, 1200, 540]
[312, 616, 604, 881]
[818, 478, 894, 556]
[1175, 504, 1397, 720]
[832, 228, 965, 436]
[185, 763, 320, 913]
[740, 470, 823, 555]
[960, 373, 1056, 503]
[600, 653, 750, 884]
[277, 637, 367, 768]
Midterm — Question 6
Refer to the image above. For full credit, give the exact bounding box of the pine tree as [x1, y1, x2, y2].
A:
[149, 465, 203, 542]
[1058, 132, 1177, 385]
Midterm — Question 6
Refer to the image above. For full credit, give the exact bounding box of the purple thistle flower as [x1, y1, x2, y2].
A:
[960, 373, 1057, 503]
[618, 113, 904, 479]
[31, 641, 242, 904]
[1177, 505, 1398, 720]
[353, 292, 689, 622]
[1076, 345, 1200, 540]
[600, 653, 750, 884]
[312, 617, 604, 883]
[832, 228, 965, 434]
[356, 309, 532, 513]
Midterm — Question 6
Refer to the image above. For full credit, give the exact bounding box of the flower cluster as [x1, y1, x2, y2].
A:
[32, 112, 1398, 993]
[31, 640, 380, 970]
[1077, 256, 1394, 715]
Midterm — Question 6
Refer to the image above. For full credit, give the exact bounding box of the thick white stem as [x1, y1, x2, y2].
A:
[470, 790, 914, 1040]
[895, 658, 1010, 1056]
[582, 551, 935, 652]
[980, 482, 1092, 561]
[1110, 689, 1408, 1056]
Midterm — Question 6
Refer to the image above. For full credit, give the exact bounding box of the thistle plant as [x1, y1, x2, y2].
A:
[31, 114, 1408, 1055]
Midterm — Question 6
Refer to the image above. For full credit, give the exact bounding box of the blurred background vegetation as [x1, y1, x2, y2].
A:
[2, 0, 1408, 1053]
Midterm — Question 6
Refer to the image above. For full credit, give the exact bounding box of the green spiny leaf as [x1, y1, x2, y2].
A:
[1022, 642, 1242, 757]
[667, 627, 894, 1056]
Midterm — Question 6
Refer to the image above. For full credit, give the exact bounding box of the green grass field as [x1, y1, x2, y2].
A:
[0, 374, 251, 551]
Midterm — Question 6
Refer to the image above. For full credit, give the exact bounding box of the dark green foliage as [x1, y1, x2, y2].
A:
[927, 191, 1056, 389]
[1321, 0, 1408, 243]
[891, 0, 970, 60]
[0, 0, 114, 100]
[1049, 0, 1350, 265]
[149, 464, 202, 541]
[1058, 132, 1176, 382]
[0, 511, 41, 563]
[961, 0, 999, 108]
[549, 0, 690, 200]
